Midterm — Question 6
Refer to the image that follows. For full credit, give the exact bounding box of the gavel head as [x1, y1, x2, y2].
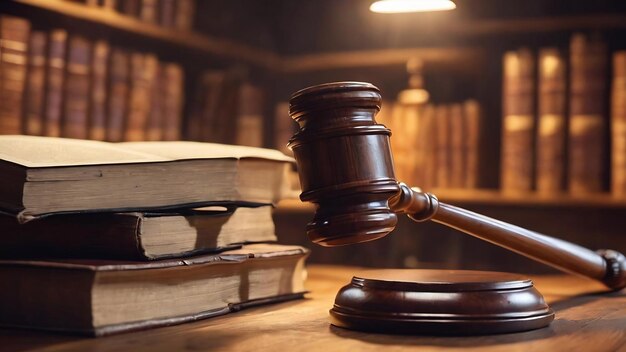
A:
[288, 82, 400, 247]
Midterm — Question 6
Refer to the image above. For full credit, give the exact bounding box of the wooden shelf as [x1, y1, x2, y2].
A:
[6, 1, 625, 74]
[275, 189, 626, 212]
[2, 0, 280, 68]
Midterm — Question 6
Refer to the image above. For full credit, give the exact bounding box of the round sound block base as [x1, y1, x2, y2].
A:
[330, 269, 554, 335]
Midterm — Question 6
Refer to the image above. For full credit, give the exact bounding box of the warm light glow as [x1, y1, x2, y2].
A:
[370, 0, 456, 13]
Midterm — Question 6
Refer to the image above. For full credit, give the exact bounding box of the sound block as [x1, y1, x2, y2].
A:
[330, 269, 554, 335]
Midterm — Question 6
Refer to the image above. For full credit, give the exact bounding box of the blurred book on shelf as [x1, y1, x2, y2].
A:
[501, 47, 535, 193]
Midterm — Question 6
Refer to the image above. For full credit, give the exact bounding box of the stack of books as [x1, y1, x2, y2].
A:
[0, 135, 308, 336]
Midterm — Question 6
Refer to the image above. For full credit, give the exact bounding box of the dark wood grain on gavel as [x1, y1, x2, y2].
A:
[288, 81, 626, 291]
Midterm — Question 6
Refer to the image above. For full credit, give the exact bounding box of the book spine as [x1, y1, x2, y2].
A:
[140, 0, 159, 24]
[236, 83, 264, 147]
[145, 63, 163, 141]
[449, 103, 465, 189]
[420, 104, 437, 191]
[23, 30, 47, 136]
[43, 29, 67, 137]
[161, 63, 184, 141]
[125, 53, 157, 141]
[106, 48, 129, 142]
[463, 99, 481, 189]
[612, 51, 626, 195]
[174, 0, 195, 31]
[121, 0, 141, 18]
[62, 35, 92, 139]
[101, 0, 118, 10]
[198, 71, 225, 142]
[501, 48, 535, 192]
[388, 104, 411, 185]
[568, 33, 607, 194]
[159, 0, 176, 28]
[0, 16, 30, 135]
[536, 48, 567, 194]
[435, 104, 451, 188]
[214, 70, 242, 144]
[89, 40, 109, 141]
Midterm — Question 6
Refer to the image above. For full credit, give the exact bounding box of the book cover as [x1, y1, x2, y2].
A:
[501, 48, 535, 192]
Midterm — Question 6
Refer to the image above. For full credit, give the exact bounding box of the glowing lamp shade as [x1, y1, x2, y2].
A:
[370, 0, 456, 13]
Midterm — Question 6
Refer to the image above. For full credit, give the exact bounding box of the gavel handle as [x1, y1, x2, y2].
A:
[391, 184, 626, 290]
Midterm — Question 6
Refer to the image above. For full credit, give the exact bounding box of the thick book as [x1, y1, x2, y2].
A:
[0, 205, 276, 260]
[612, 51, 626, 195]
[0, 243, 308, 336]
[0, 135, 293, 222]
[501, 48, 535, 192]
[106, 48, 130, 142]
[89, 40, 110, 141]
[568, 33, 608, 194]
[62, 35, 92, 139]
[23, 30, 47, 136]
[0, 15, 30, 135]
[536, 48, 566, 194]
[43, 29, 67, 137]
[146, 64, 163, 141]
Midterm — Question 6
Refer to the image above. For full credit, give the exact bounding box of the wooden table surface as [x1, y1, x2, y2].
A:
[2, 265, 625, 352]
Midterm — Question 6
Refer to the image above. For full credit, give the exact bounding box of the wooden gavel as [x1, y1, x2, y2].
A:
[287, 81, 626, 291]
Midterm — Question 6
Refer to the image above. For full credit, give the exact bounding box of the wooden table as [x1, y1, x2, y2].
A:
[2, 265, 625, 351]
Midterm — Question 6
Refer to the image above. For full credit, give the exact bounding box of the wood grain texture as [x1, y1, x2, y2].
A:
[1, 265, 624, 352]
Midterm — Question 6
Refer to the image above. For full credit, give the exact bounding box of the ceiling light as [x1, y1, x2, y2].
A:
[370, 0, 456, 13]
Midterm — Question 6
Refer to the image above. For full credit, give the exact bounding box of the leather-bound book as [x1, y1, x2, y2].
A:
[235, 83, 264, 147]
[612, 51, 626, 195]
[568, 33, 608, 194]
[174, 0, 195, 30]
[120, 0, 141, 18]
[43, 29, 67, 137]
[0, 135, 294, 221]
[536, 48, 567, 194]
[419, 104, 437, 190]
[0, 244, 307, 336]
[125, 53, 158, 141]
[89, 40, 109, 141]
[213, 70, 243, 144]
[140, 0, 159, 24]
[463, 99, 482, 189]
[435, 104, 451, 189]
[0, 16, 30, 135]
[186, 71, 220, 141]
[146, 64, 163, 141]
[449, 103, 465, 189]
[106, 48, 129, 142]
[62, 36, 92, 139]
[161, 63, 184, 140]
[501, 48, 535, 192]
[23, 30, 47, 136]
[159, 0, 176, 27]
[0, 205, 277, 260]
